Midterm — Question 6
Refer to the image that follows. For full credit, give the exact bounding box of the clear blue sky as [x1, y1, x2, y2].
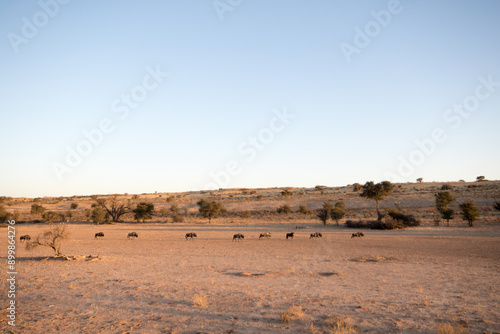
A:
[1, 0, 499, 197]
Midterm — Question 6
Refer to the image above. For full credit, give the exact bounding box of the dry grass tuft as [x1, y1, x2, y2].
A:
[287, 304, 305, 319]
[309, 323, 320, 334]
[350, 255, 398, 263]
[280, 304, 304, 323]
[280, 312, 290, 323]
[326, 316, 358, 334]
[437, 324, 469, 334]
[421, 298, 429, 307]
[193, 293, 207, 307]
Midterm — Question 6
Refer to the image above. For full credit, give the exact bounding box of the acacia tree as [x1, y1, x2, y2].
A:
[416, 178, 423, 183]
[440, 208, 454, 225]
[42, 211, 62, 226]
[330, 200, 346, 226]
[31, 203, 46, 215]
[459, 201, 479, 226]
[26, 224, 69, 256]
[133, 202, 155, 222]
[317, 202, 333, 225]
[435, 191, 455, 226]
[360, 181, 393, 221]
[0, 205, 11, 223]
[352, 183, 362, 192]
[197, 199, 226, 223]
[91, 207, 106, 225]
[91, 195, 130, 222]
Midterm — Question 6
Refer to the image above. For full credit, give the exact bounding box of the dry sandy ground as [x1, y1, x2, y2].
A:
[1, 223, 499, 334]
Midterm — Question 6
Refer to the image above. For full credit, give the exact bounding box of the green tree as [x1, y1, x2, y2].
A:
[441, 208, 454, 226]
[435, 191, 456, 226]
[317, 202, 333, 225]
[459, 201, 479, 227]
[330, 200, 346, 226]
[197, 199, 226, 223]
[133, 202, 155, 222]
[435, 191, 455, 211]
[476, 176, 486, 182]
[70, 202, 78, 209]
[352, 183, 362, 192]
[31, 203, 46, 215]
[42, 211, 62, 226]
[91, 207, 106, 225]
[360, 181, 393, 221]
[416, 177, 423, 183]
[0, 205, 12, 223]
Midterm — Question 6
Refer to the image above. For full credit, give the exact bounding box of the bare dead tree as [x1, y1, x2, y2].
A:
[26, 224, 69, 256]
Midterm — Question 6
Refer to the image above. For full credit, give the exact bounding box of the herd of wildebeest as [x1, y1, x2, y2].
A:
[18, 231, 365, 242]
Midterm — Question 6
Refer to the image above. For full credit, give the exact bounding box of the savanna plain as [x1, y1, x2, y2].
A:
[1, 181, 499, 333]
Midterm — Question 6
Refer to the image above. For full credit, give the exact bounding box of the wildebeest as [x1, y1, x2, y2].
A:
[20, 235, 31, 241]
[259, 232, 271, 239]
[351, 232, 364, 238]
[128, 232, 139, 239]
[310, 232, 322, 239]
[185, 232, 197, 240]
[233, 233, 244, 241]
[286, 232, 294, 240]
[94, 232, 104, 239]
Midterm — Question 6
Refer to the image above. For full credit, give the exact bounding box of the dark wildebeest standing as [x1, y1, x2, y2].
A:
[259, 232, 271, 239]
[128, 232, 139, 239]
[94, 232, 104, 239]
[310, 232, 322, 239]
[286, 232, 294, 240]
[185, 232, 197, 240]
[351, 232, 364, 238]
[233, 233, 244, 241]
[20, 235, 31, 242]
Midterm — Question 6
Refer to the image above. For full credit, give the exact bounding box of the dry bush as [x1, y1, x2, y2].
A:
[326, 316, 358, 334]
[193, 293, 207, 307]
[345, 217, 419, 230]
[437, 324, 469, 334]
[280, 304, 304, 323]
[280, 312, 290, 323]
[309, 323, 320, 334]
[26, 224, 69, 256]
[172, 214, 184, 223]
[287, 304, 304, 319]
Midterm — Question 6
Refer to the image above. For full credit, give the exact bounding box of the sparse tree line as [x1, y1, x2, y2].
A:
[1, 181, 499, 228]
